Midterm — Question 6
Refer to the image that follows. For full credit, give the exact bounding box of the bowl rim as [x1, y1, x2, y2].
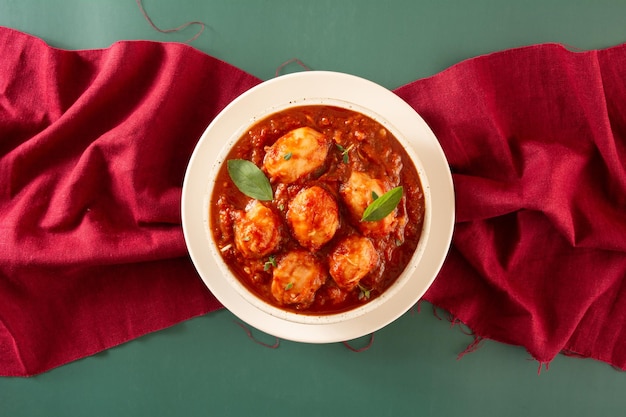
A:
[182, 70, 454, 343]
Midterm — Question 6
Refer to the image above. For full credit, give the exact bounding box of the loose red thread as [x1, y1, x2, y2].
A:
[449, 318, 474, 336]
[342, 333, 375, 352]
[432, 304, 443, 320]
[412, 299, 423, 315]
[457, 335, 484, 360]
[275, 58, 311, 77]
[561, 43, 585, 53]
[426, 305, 486, 359]
[537, 361, 550, 375]
[233, 321, 280, 349]
[135, 0, 205, 43]
[561, 349, 588, 359]
[562, 350, 626, 372]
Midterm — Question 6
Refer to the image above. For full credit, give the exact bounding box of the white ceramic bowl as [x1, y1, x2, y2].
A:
[182, 71, 454, 343]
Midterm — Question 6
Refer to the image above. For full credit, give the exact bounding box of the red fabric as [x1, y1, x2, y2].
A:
[1, 26, 626, 376]
[396, 44, 626, 368]
[0, 27, 260, 376]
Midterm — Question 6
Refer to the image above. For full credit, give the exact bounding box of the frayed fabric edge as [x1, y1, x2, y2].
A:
[425, 303, 626, 373]
[233, 303, 626, 372]
[427, 303, 560, 373]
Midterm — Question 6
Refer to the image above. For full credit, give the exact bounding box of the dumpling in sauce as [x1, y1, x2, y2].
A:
[263, 127, 330, 183]
[328, 235, 379, 290]
[271, 251, 327, 308]
[233, 200, 281, 259]
[340, 171, 396, 236]
[287, 185, 339, 251]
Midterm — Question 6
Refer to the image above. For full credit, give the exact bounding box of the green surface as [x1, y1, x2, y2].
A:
[2, 0, 626, 416]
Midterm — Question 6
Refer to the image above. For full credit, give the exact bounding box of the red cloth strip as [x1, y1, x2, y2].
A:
[0, 27, 260, 376]
[395, 43, 626, 367]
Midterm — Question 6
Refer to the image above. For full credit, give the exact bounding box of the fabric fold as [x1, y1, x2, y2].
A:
[395, 42, 626, 367]
[0, 27, 260, 376]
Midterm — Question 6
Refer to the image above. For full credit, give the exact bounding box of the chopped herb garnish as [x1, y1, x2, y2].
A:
[361, 186, 403, 222]
[263, 255, 277, 271]
[284, 282, 294, 291]
[335, 143, 353, 164]
[227, 159, 273, 201]
[283, 152, 292, 160]
[358, 284, 371, 300]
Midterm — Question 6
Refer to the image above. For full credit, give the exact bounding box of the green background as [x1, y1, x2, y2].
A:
[2, 1, 626, 415]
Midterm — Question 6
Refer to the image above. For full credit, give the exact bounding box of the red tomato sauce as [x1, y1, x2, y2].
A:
[210, 105, 425, 315]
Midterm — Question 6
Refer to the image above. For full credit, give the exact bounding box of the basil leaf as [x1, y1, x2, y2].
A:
[361, 186, 403, 222]
[227, 159, 273, 201]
